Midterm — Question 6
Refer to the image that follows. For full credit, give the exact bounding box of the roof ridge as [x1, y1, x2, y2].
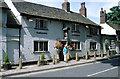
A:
[13, 1, 100, 27]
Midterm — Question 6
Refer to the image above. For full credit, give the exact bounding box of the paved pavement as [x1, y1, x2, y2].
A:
[0, 54, 120, 78]
[11, 58, 119, 77]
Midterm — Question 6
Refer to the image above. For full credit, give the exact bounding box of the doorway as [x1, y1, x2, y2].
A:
[59, 41, 66, 61]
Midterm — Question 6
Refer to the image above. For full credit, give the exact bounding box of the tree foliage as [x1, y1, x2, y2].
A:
[107, 6, 120, 25]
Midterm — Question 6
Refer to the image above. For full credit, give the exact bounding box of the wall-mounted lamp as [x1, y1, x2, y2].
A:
[86, 25, 89, 28]
[28, 19, 33, 22]
[27, 16, 33, 22]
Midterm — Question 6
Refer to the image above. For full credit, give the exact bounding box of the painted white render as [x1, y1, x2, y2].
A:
[0, 1, 101, 64]
[0, 9, 7, 64]
[100, 23, 116, 35]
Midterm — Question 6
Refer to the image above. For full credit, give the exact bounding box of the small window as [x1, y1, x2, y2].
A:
[72, 24, 80, 33]
[90, 42, 97, 50]
[110, 40, 115, 50]
[90, 27, 98, 35]
[34, 41, 48, 52]
[71, 42, 81, 50]
[35, 19, 47, 29]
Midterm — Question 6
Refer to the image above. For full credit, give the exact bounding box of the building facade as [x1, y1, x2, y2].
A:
[0, 0, 102, 64]
[100, 8, 119, 54]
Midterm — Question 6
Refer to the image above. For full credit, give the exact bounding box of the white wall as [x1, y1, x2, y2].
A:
[0, 9, 7, 63]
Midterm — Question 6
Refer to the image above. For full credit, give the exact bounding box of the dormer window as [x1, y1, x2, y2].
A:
[35, 19, 47, 30]
[72, 24, 80, 33]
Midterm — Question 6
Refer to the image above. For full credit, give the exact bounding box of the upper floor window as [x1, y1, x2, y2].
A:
[35, 19, 47, 29]
[72, 24, 80, 33]
[90, 42, 97, 50]
[34, 41, 48, 52]
[90, 27, 99, 35]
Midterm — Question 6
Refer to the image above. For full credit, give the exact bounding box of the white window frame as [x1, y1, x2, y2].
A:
[71, 41, 81, 50]
[90, 42, 97, 50]
[34, 41, 48, 52]
[35, 19, 47, 29]
[110, 40, 116, 50]
[72, 24, 80, 33]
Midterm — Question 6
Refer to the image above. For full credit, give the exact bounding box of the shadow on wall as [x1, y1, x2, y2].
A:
[2, 49, 6, 62]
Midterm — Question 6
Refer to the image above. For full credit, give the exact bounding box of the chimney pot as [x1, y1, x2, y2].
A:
[101, 8, 103, 11]
[79, 2, 87, 17]
[62, 0, 70, 12]
[104, 10, 106, 13]
[100, 8, 106, 24]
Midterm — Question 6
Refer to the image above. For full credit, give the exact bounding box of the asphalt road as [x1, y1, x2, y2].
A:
[9, 58, 120, 78]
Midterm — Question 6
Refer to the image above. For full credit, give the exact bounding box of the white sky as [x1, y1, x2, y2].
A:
[23, 0, 119, 24]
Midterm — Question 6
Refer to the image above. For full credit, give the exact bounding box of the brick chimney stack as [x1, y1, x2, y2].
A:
[100, 8, 106, 24]
[79, 2, 87, 17]
[62, 0, 70, 12]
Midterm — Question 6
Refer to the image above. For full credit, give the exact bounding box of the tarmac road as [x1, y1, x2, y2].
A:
[9, 57, 120, 78]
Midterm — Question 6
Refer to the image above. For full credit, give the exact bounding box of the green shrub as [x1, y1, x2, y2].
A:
[110, 50, 117, 55]
[4, 54, 9, 63]
[87, 51, 89, 54]
[101, 49, 103, 52]
[41, 53, 44, 59]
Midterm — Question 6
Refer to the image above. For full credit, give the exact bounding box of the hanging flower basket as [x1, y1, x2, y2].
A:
[55, 42, 63, 53]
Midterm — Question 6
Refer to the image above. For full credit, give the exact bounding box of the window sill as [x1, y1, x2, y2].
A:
[34, 28, 48, 30]
[72, 31, 80, 33]
[33, 51, 49, 53]
[90, 34, 98, 35]
[90, 49, 97, 51]
[69, 49, 82, 52]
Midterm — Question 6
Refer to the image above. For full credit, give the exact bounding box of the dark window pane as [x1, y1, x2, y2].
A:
[36, 20, 39, 28]
[78, 42, 80, 49]
[90, 42, 96, 50]
[34, 41, 38, 51]
[40, 42, 43, 51]
[40, 20, 43, 28]
[75, 42, 77, 49]
[44, 42, 48, 51]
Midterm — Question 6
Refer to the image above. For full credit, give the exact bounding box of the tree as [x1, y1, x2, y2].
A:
[107, 6, 120, 25]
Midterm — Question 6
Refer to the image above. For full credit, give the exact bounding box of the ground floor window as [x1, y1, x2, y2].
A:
[110, 40, 115, 50]
[34, 41, 48, 52]
[71, 42, 81, 50]
[90, 42, 97, 50]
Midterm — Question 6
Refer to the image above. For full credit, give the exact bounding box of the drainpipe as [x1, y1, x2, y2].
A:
[19, 27, 21, 58]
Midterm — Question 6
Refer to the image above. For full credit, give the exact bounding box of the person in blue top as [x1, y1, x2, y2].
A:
[63, 44, 68, 61]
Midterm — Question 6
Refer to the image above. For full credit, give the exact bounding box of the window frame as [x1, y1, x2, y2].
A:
[72, 24, 80, 33]
[110, 40, 116, 50]
[35, 19, 47, 30]
[90, 42, 97, 50]
[71, 41, 81, 50]
[34, 41, 48, 52]
[90, 27, 98, 35]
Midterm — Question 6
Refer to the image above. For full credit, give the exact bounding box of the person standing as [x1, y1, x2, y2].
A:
[63, 45, 68, 62]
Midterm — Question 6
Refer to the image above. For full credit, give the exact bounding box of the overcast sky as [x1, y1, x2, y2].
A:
[24, 0, 119, 24]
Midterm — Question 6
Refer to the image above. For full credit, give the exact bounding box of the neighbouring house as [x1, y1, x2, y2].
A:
[107, 23, 120, 54]
[0, 1, 9, 65]
[1, 0, 101, 64]
[100, 8, 119, 54]
[0, 0, 22, 64]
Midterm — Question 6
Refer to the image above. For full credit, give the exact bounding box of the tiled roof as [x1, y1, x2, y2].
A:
[13, 2, 100, 27]
[7, 10, 21, 26]
[107, 23, 120, 30]
[0, 0, 9, 9]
